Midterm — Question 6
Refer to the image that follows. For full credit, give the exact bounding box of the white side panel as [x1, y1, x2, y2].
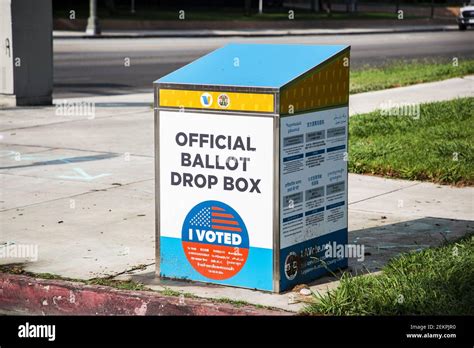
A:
[280, 107, 348, 249]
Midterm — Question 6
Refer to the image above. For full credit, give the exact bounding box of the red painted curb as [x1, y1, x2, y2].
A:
[0, 273, 291, 316]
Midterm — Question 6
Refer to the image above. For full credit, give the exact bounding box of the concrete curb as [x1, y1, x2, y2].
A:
[0, 273, 292, 316]
[53, 25, 458, 39]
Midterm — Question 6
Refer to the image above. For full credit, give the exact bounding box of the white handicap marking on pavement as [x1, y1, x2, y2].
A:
[58, 167, 111, 181]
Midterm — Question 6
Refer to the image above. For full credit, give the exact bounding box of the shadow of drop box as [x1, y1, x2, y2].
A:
[154, 43, 350, 292]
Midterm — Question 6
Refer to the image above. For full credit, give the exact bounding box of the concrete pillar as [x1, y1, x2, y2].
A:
[0, 0, 53, 106]
[86, 0, 101, 35]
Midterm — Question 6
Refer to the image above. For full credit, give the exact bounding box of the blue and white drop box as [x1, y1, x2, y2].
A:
[155, 43, 350, 292]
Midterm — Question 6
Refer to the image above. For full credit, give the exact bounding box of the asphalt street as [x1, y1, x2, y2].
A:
[53, 31, 474, 98]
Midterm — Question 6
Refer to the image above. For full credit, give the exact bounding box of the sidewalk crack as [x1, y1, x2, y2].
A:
[349, 182, 421, 205]
[102, 263, 155, 280]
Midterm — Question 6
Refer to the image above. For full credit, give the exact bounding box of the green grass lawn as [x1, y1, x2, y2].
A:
[304, 234, 474, 315]
[350, 59, 474, 94]
[349, 98, 474, 186]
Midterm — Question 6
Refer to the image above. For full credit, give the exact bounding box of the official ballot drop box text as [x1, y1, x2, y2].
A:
[155, 44, 350, 292]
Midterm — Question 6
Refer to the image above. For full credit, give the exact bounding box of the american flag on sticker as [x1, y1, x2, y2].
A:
[189, 205, 242, 232]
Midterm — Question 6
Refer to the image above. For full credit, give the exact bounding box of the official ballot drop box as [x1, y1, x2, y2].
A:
[154, 44, 350, 292]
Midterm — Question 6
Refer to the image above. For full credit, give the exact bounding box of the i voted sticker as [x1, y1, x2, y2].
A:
[181, 200, 249, 280]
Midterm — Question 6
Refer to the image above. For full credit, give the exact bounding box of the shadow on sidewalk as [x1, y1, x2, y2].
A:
[349, 216, 473, 274]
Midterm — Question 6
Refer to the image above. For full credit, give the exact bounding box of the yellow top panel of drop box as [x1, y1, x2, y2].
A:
[159, 89, 275, 113]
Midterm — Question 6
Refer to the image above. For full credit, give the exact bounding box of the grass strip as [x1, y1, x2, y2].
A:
[350, 59, 474, 94]
[349, 98, 474, 186]
[304, 234, 474, 315]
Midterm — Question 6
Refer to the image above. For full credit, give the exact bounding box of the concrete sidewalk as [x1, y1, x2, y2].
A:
[1, 80, 473, 313]
[350, 75, 474, 115]
[53, 24, 458, 39]
[45, 75, 474, 116]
